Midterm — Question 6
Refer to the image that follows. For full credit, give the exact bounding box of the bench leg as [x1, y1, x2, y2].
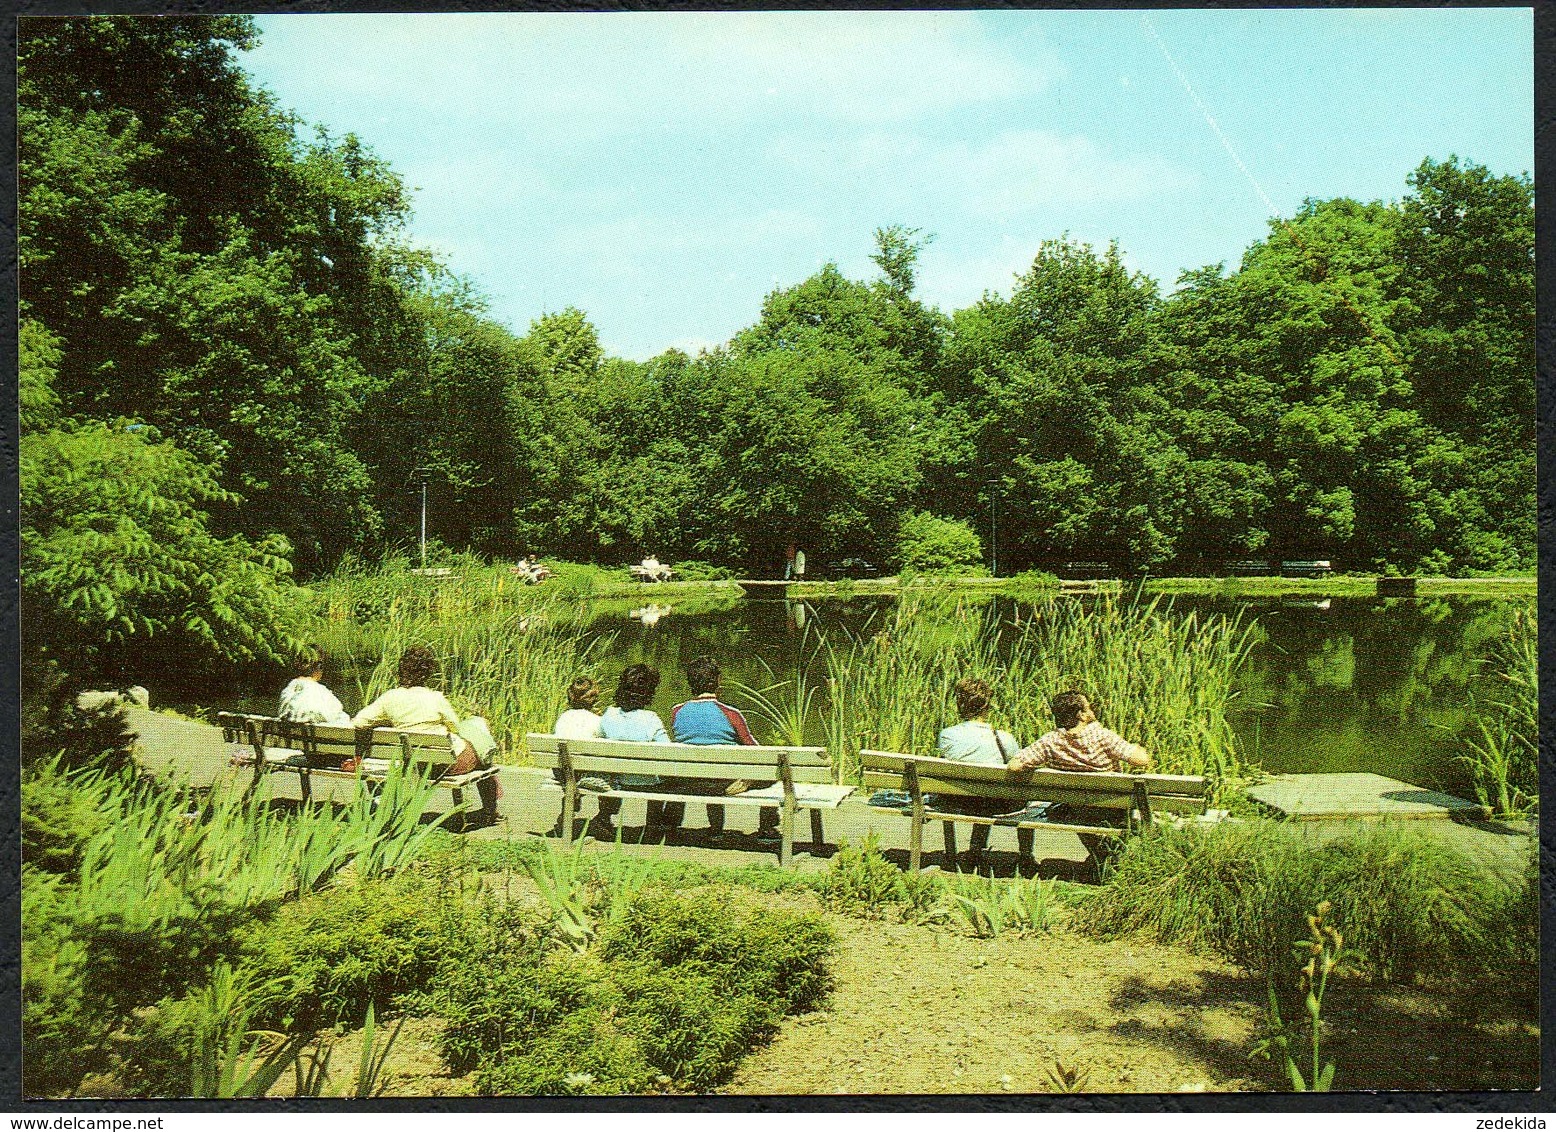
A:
[809, 808, 825, 852]
[299, 770, 312, 806]
[780, 795, 796, 867]
[942, 820, 957, 864]
[562, 774, 578, 843]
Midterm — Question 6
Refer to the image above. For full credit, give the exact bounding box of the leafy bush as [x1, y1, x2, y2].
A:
[598, 889, 834, 1015]
[816, 832, 906, 916]
[22, 757, 117, 876]
[239, 873, 464, 1032]
[1077, 821, 1515, 987]
[895, 511, 984, 574]
[667, 559, 735, 581]
[473, 1006, 654, 1096]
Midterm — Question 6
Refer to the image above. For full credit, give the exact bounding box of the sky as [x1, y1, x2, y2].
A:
[242, 9, 1533, 362]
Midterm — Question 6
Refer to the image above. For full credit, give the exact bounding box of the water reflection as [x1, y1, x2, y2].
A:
[206, 589, 1528, 799]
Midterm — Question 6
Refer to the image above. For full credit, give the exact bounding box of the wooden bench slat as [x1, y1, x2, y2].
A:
[532, 754, 833, 783]
[526, 734, 830, 769]
[860, 750, 1208, 795]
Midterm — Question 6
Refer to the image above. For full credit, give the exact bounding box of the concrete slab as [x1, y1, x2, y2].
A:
[1246, 772, 1491, 821]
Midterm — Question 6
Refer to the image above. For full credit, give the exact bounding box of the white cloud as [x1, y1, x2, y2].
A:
[252, 12, 1060, 139]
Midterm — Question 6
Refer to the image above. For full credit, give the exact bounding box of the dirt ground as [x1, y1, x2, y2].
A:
[349, 891, 1536, 1098]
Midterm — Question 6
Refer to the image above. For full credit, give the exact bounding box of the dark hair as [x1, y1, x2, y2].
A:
[615, 664, 661, 712]
[398, 645, 439, 688]
[953, 678, 993, 721]
[294, 647, 326, 679]
[1051, 690, 1090, 730]
[567, 676, 601, 711]
[684, 655, 721, 695]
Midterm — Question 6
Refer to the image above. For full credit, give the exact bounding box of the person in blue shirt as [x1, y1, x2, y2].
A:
[593, 663, 673, 837]
[937, 677, 1035, 868]
[668, 655, 781, 844]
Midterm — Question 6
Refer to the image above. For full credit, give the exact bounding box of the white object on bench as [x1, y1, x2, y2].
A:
[527, 733, 850, 865]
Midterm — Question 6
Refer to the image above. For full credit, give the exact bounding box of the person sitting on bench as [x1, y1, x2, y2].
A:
[351, 645, 500, 821]
[1006, 690, 1149, 859]
[278, 647, 351, 727]
[1005, 690, 1150, 773]
[595, 663, 673, 837]
[667, 656, 781, 845]
[937, 677, 1034, 866]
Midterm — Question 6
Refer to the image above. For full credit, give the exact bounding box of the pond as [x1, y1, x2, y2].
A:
[194, 589, 1530, 800]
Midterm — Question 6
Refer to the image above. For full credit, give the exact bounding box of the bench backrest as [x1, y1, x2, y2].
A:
[526, 733, 832, 785]
[860, 750, 1207, 814]
[217, 712, 457, 767]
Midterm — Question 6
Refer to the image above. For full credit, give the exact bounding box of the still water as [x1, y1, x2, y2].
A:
[560, 593, 1525, 798]
[213, 592, 1529, 799]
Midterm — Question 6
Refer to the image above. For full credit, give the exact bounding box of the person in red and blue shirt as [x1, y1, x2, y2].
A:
[668, 656, 781, 843]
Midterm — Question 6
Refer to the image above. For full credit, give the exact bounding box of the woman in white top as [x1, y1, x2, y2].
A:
[352, 645, 500, 822]
[278, 650, 351, 726]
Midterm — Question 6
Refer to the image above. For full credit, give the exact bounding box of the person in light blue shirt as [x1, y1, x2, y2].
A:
[937, 678, 1034, 867]
[594, 664, 672, 836]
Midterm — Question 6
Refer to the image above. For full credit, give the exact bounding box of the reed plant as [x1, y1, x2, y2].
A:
[1458, 604, 1537, 817]
[311, 556, 609, 762]
[821, 589, 1257, 799]
[1076, 821, 1516, 989]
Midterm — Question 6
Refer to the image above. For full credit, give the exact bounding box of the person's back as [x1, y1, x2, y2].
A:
[938, 678, 1031, 865]
[937, 718, 1017, 768]
[278, 650, 351, 727]
[666, 656, 777, 842]
[1008, 691, 1150, 774]
[672, 697, 755, 746]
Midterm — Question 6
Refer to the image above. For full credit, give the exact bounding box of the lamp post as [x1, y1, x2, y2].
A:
[412, 467, 432, 571]
[988, 478, 999, 577]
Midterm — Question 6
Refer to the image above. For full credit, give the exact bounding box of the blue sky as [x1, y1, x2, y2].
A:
[242, 9, 1533, 361]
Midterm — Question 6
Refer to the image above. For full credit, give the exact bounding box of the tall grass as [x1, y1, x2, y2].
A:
[307, 553, 608, 761]
[821, 589, 1258, 796]
[22, 760, 450, 1095]
[1074, 821, 1527, 990]
[1459, 605, 1537, 817]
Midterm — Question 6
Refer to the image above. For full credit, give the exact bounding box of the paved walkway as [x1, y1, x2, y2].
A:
[122, 707, 1531, 881]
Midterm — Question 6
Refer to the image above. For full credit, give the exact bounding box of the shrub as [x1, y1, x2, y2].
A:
[816, 832, 906, 917]
[22, 757, 117, 876]
[1077, 821, 1514, 987]
[598, 889, 834, 1015]
[473, 1007, 654, 1096]
[895, 511, 984, 574]
[424, 951, 604, 1077]
[238, 873, 464, 1032]
[614, 965, 781, 1090]
[668, 559, 735, 581]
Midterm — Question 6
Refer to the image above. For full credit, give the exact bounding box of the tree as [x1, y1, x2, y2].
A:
[20, 320, 300, 689]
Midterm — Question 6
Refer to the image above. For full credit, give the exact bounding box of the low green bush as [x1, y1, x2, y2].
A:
[667, 559, 735, 581]
[1077, 821, 1520, 987]
[473, 1005, 654, 1096]
[22, 758, 118, 877]
[598, 888, 834, 1015]
[896, 511, 984, 574]
[815, 833, 906, 917]
[238, 873, 465, 1032]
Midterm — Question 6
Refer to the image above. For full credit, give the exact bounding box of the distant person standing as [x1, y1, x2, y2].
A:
[784, 542, 797, 580]
[793, 549, 806, 580]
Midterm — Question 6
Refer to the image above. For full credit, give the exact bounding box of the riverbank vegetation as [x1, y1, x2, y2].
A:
[19, 15, 1533, 710]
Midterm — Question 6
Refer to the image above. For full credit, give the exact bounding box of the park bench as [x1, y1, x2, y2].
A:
[217, 712, 500, 825]
[629, 562, 674, 582]
[526, 734, 854, 866]
[860, 750, 1209, 871]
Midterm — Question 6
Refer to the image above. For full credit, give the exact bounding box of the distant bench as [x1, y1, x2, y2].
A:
[860, 750, 1209, 871]
[218, 712, 500, 826]
[526, 734, 854, 866]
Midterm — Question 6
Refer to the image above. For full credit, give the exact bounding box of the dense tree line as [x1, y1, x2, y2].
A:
[19, 16, 1534, 687]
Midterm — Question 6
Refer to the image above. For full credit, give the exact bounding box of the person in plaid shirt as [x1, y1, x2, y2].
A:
[1006, 690, 1151, 773]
